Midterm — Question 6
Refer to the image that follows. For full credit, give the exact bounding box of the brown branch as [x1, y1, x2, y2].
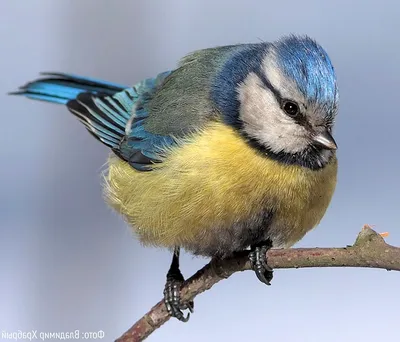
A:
[115, 227, 400, 342]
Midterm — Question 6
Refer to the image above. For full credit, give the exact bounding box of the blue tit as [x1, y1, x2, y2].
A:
[10, 34, 339, 322]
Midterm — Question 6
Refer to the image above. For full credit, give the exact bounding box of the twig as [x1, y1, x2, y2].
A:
[115, 227, 399, 342]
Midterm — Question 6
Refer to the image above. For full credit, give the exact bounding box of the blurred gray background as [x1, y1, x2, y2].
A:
[1, 0, 399, 341]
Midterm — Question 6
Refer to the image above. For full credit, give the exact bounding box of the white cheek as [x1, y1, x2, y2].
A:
[238, 72, 310, 154]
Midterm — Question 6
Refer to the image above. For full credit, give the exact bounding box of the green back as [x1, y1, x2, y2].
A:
[144, 45, 241, 137]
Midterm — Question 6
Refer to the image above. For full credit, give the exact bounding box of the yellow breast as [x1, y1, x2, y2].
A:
[104, 122, 337, 253]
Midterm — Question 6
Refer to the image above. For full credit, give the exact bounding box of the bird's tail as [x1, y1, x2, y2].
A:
[9, 72, 134, 149]
[9, 72, 126, 104]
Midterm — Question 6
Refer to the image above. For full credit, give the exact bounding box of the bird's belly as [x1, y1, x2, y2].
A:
[103, 123, 337, 257]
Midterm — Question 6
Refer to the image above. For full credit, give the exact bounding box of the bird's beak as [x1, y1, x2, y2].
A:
[312, 130, 337, 150]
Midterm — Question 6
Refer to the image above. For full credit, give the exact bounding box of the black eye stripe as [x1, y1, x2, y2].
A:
[255, 70, 314, 129]
[255, 70, 283, 103]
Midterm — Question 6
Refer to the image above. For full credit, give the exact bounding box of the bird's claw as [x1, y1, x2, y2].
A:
[249, 243, 273, 286]
[163, 279, 194, 322]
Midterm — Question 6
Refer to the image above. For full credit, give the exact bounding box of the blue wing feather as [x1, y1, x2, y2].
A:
[11, 70, 175, 171]
[67, 71, 175, 170]
[67, 72, 174, 170]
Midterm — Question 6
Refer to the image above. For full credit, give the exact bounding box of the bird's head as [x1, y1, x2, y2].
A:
[214, 35, 339, 170]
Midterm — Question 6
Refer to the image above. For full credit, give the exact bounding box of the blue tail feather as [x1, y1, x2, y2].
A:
[39, 72, 127, 90]
[10, 72, 132, 148]
[10, 72, 127, 104]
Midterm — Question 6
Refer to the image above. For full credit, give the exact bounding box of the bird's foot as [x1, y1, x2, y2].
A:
[163, 247, 194, 322]
[163, 276, 194, 322]
[249, 241, 273, 285]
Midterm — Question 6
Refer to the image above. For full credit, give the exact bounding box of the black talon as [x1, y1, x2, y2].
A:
[163, 247, 194, 322]
[249, 240, 273, 285]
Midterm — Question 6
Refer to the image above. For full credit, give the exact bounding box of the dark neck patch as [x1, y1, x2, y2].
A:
[243, 132, 332, 170]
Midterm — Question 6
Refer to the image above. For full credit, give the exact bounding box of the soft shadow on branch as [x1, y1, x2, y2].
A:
[116, 227, 399, 342]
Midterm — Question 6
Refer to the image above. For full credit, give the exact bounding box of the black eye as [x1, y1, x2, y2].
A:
[283, 101, 300, 117]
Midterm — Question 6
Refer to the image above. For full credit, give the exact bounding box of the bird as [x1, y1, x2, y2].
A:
[10, 34, 339, 322]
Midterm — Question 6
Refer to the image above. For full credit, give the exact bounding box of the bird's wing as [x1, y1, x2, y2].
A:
[65, 71, 178, 171]
[67, 45, 242, 171]
[142, 44, 240, 137]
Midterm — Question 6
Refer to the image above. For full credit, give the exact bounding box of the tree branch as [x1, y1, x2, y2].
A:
[115, 227, 399, 342]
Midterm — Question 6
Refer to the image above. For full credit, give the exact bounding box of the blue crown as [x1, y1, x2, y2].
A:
[274, 35, 338, 114]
